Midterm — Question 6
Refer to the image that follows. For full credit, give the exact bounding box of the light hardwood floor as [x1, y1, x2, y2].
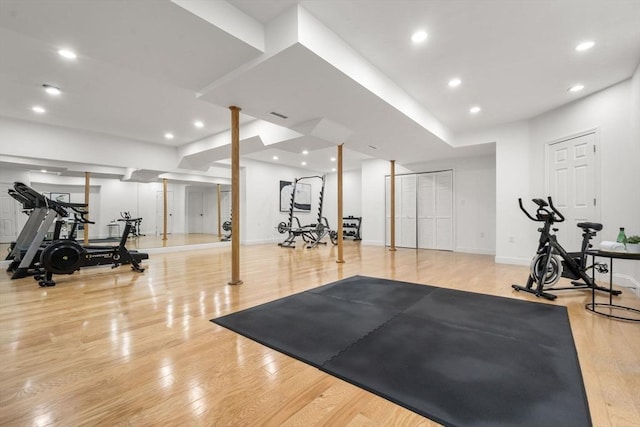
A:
[1, 242, 639, 426]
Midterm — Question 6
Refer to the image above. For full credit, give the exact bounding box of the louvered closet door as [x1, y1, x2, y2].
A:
[417, 170, 453, 250]
[385, 175, 417, 248]
[417, 174, 436, 248]
[435, 171, 453, 250]
[398, 175, 417, 248]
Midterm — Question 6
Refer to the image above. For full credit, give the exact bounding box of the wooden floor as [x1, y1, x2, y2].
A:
[1, 242, 639, 426]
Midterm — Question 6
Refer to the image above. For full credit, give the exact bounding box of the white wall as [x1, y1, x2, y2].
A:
[0, 116, 230, 180]
[527, 74, 640, 286]
[360, 159, 414, 246]
[454, 70, 640, 288]
[0, 117, 176, 172]
[324, 169, 362, 230]
[529, 79, 638, 234]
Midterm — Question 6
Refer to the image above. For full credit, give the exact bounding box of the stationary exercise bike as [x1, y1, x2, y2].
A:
[35, 207, 148, 287]
[511, 197, 619, 301]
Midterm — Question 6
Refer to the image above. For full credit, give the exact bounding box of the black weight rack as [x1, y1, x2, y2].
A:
[342, 216, 362, 240]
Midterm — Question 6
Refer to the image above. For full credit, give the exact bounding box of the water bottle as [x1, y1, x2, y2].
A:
[616, 227, 627, 247]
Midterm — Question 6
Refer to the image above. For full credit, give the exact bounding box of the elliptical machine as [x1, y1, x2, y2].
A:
[512, 197, 618, 301]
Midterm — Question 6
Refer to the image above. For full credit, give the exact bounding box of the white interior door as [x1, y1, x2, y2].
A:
[187, 190, 204, 234]
[546, 132, 597, 252]
[435, 171, 453, 250]
[156, 191, 174, 235]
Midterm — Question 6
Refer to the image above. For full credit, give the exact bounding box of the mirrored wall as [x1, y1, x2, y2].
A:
[1, 172, 231, 251]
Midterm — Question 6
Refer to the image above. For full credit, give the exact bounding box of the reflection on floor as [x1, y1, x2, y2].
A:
[1, 233, 225, 257]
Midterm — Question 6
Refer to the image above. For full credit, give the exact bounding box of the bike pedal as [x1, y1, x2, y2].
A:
[595, 263, 609, 274]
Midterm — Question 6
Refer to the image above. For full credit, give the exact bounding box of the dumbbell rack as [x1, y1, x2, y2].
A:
[342, 216, 362, 240]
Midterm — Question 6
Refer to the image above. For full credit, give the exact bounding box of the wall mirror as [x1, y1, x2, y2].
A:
[1, 169, 231, 253]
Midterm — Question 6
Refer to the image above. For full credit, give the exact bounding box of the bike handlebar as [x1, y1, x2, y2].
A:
[545, 196, 565, 222]
[518, 196, 565, 223]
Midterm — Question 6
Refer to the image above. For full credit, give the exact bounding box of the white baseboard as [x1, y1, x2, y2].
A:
[595, 272, 640, 293]
[495, 256, 530, 266]
[362, 240, 385, 246]
[456, 247, 495, 256]
[145, 241, 230, 254]
[242, 238, 283, 245]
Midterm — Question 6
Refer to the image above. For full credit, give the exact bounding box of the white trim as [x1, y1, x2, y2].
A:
[362, 239, 385, 246]
[456, 247, 495, 256]
[495, 256, 530, 266]
[145, 241, 230, 254]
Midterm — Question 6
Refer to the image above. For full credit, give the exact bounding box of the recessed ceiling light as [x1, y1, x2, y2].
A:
[448, 78, 462, 88]
[58, 49, 77, 59]
[164, 133, 174, 140]
[302, 150, 309, 155]
[332, 168, 336, 172]
[568, 84, 584, 92]
[411, 30, 428, 43]
[42, 84, 61, 95]
[469, 106, 481, 114]
[301, 161, 307, 166]
[194, 121, 204, 128]
[575, 41, 595, 52]
[272, 156, 278, 160]
[32, 106, 46, 114]
[330, 157, 336, 162]
[41, 169, 47, 173]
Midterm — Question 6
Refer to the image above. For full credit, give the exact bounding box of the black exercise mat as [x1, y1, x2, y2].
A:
[211, 276, 591, 427]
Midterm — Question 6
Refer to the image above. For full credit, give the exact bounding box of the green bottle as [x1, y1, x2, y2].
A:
[616, 227, 627, 247]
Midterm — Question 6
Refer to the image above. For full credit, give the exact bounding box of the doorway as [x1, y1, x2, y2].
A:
[155, 191, 174, 235]
[187, 190, 204, 234]
[545, 131, 599, 252]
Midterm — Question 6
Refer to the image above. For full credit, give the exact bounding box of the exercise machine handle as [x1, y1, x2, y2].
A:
[546, 196, 565, 223]
[518, 197, 565, 223]
[518, 198, 538, 222]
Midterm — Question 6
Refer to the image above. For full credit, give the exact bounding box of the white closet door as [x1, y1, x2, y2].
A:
[417, 170, 453, 250]
[385, 176, 391, 245]
[398, 175, 417, 248]
[385, 175, 417, 248]
[417, 174, 436, 248]
[386, 171, 452, 250]
[435, 171, 453, 250]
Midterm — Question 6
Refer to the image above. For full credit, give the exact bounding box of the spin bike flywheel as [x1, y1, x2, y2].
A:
[530, 253, 563, 288]
[40, 240, 86, 274]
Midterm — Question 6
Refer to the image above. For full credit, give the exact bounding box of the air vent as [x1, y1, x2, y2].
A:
[270, 111, 288, 119]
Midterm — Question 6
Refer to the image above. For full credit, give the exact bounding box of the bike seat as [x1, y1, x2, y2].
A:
[577, 222, 602, 232]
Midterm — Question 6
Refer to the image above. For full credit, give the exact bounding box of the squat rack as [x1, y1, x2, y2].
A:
[278, 175, 336, 248]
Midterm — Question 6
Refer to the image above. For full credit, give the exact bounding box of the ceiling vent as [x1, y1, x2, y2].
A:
[270, 111, 288, 119]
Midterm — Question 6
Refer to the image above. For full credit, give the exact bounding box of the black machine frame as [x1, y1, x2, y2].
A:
[512, 197, 619, 301]
[6, 182, 148, 287]
[277, 175, 337, 249]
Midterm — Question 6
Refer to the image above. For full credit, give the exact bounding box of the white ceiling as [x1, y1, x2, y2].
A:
[0, 0, 639, 179]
